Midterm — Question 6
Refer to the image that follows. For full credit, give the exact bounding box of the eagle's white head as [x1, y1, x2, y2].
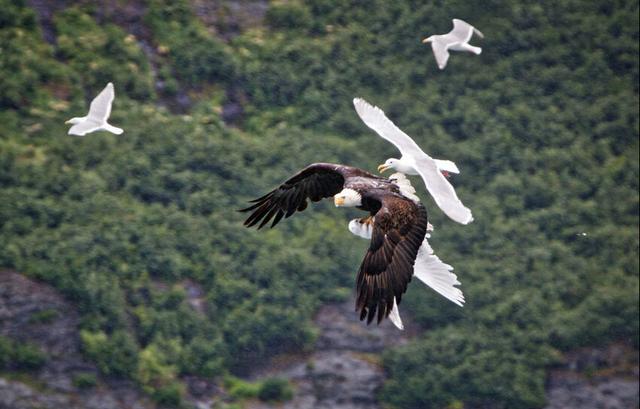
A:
[334, 188, 362, 207]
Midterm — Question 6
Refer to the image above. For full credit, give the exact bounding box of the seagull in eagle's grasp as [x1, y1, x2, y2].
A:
[353, 98, 473, 225]
[422, 19, 484, 70]
[66, 82, 123, 136]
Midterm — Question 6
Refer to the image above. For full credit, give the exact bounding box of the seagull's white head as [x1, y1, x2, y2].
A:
[422, 36, 434, 43]
[378, 158, 416, 174]
[378, 158, 398, 173]
[65, 117, 84, 125]
[334, 188, 362, 207]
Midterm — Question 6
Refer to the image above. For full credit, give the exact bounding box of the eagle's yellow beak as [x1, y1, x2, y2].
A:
[377, 164, 391, 173]
[334, 196, 345, 207]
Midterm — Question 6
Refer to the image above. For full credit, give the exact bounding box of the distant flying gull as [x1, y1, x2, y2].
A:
[66, 82, 123, 136]
[353, 98, 473, 224]
[422, 19, 484, 70]
[241, 163, 432, 327]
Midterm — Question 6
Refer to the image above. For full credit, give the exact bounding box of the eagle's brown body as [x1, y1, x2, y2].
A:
[241, 163, 428, 326]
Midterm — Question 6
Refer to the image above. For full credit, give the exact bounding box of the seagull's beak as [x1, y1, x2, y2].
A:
[422, 37, 431, 43]
[64, 119, 72, 124]
[377, 164, 391, 173]
[334, 196, 345, 207]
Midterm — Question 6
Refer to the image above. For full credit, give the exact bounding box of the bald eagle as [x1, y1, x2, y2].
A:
[240, 163, 463, 328]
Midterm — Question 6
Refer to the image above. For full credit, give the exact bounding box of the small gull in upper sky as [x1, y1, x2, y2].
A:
[66, 82, 123, 136]
[422, 19, 484, 70]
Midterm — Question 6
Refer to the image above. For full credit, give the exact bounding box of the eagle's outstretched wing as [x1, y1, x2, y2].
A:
[240, 163, 346, 229]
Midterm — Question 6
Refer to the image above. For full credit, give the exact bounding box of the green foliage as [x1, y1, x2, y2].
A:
[224, 376, 293, 402]
[382, 325, 556, 409]
[53, 7, 154, 100]
[0, 336, 46, 371]
[80, 330, 138, 377]
[0, 0, 637, 408]
[152, 380, 185, 406]
[258, 377, 294, 402]
[224, 376, 261, 400]
[265, 3, 313, 31]
[28, 308, 58, 324]
[145, 0, 236, 88]
[72, 372, 98, 389]
[0, 2, 69, 110]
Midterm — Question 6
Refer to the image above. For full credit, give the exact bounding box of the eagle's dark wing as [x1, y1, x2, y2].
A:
[356, 194, 428, 325]
[240, 163, 346, 229]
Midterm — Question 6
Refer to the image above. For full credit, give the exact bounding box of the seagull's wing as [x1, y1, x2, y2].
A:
[68, 119, 101, 136]
[353, 98, 473, 224]
[451, 19, 476, 43]
[387, 298, 404, 330]
[414, 236, 465, 306]
[87, 83, 115, 123]
[354, 98, 425, 157]
[413, 156, 473, 224]
[430, 39, 451, 70]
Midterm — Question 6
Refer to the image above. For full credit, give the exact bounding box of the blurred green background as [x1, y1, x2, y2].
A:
[0, 0, 637, 408]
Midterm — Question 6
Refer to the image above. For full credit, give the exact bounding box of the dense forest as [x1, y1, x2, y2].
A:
[0, 0, 638, 408]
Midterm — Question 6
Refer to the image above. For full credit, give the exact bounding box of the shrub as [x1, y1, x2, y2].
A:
[152, 380, 184, 406]
[0, 336, 46, 371]
[80, 330, 138, 377]
[265, 3, 312, 31]
[72, 372, 98, 389]
[224, 376, 260, 400]
[28, 308, 58, 324]
[12, 343, 46, 370]
[258, 378, 294, 402]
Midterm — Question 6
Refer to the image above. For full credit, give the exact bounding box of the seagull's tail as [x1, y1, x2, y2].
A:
[469, 45, 482, 55]
[413, 236, 465, 306]
[388, 297, 404, 330]
[433, 159, 460, 174]
[104, 124, 124, 135]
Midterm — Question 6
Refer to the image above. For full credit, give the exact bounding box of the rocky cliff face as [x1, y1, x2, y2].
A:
[544, 343, 639, 409]
[0, 270, 153, 409]
[1, 271, 637, 409]
[242, 302, 412, 409]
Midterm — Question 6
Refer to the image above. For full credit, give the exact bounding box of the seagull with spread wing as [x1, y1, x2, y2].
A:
[422, 19, 484, 70]
[66, 82, 123, 136]
[353, 98, 473, 224]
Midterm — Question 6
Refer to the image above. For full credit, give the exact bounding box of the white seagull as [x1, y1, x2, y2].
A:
[353, 98, 473, 224]
[422, 19, 484, 70]
[66, 82, 123, 136]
